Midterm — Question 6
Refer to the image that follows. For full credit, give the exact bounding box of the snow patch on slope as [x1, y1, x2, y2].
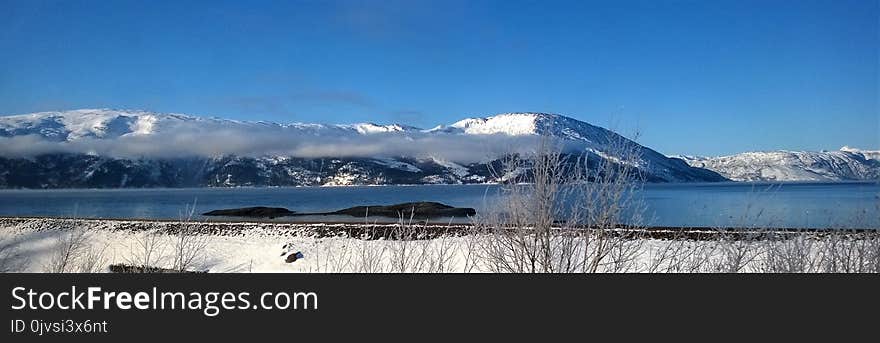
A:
[372, 158, 421, 172]
[350, 123, 420, 134]
[451, 114, 539, 136]
[431, 158, 470, 177]
[129, 114, 158, 135]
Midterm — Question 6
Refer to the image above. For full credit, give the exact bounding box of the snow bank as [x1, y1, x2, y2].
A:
[2, 217, 877, 273]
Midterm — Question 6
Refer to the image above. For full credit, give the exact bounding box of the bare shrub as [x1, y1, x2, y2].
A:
[43, 225, 90, 273]
[352, 226, 388, 273]
[814, 199, 880, 272]
[459, 225, 483, 273]
[423, 226, 457, 273]
[170, 202, 210, 272]
[755, 231, 820, 273]
[704, 187, 781, 273]
[77, 240, 111, 273]
[704, 231, 759, 273]
[41, 220, 113, 273]
[474, 137, 568, 272]
[816, 230, 880, 273]
[474, 131, 648, 273]
[385, 212, 460, 273]
[387, 213, 427, 273]
[316, 237, 355, 272]
[642, 229, 710, 273]
[125, 229, 167, 268]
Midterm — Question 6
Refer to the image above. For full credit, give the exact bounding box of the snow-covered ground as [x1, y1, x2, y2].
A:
[1, 217, 878, 273]
[0, 218, 478, 273]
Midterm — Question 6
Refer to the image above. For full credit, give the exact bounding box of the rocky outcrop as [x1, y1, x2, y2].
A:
[202, 206, 296, 218]
[327, 202, 476, 219]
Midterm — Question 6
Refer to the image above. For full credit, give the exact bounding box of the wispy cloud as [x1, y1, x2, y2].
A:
[0, 127, 556, 163]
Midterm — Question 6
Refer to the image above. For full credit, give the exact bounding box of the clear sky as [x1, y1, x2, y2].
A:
[0, 0, 877, 156]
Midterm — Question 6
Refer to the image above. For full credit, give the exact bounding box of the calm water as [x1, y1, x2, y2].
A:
[0, 182, 878, 228]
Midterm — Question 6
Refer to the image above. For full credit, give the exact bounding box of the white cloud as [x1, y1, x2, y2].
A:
[0, 128, 576, 163]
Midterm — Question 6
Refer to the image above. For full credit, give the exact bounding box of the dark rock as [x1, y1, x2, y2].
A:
[284, 252, 303, 263]
[202, 206, 295, 218]
[329, 202, 476, 219]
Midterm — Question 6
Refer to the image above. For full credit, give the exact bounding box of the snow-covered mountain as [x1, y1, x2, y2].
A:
[0, 108, 423, 140]
[431, 112, 725, 182]
[0, 109, 726, 188]
[675, 148, 880, 182]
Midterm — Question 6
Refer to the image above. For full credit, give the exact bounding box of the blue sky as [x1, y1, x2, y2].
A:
[0, 0, 876, 156]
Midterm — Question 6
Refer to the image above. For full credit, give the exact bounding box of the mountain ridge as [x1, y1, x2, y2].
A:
[674, 148, 880, 181]
[0, 109, 622, 141]
[0, 108, 729, 188]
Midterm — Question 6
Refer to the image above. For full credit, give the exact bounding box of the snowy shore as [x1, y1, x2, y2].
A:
[1, 217, 878, 273]
[0, 217, 475, 273]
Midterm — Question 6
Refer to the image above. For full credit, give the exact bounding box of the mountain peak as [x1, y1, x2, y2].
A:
[451, 112, 561, 132]
[447, 112, 607, 143]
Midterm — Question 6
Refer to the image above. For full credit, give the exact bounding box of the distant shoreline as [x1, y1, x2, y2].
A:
[2, 216, 875, 235]
[0, 179, 876, 191]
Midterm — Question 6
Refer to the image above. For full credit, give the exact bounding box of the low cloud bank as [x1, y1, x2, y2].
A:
[0, 128, 584, 163]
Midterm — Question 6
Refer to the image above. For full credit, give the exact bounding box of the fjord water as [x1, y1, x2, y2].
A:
[0, 182, 877, 229]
